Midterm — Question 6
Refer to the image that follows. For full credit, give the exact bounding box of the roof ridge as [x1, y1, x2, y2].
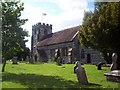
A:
[53, 26, 79, 33]
[37, 26, 79, 47]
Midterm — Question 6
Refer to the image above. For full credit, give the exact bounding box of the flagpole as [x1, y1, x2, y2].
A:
[42, 13, 47, 23]
[42, 13, 43, 23]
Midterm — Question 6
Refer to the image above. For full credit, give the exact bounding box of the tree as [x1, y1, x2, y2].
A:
[2, 0, 28, 72]
[79, 2, 120, 68]
[16, 46, 31, 63]
[22, 47, 30, 61]
[0, 1, 2, 64]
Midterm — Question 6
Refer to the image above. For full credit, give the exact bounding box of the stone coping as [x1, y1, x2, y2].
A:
[104, 70, 120, 77]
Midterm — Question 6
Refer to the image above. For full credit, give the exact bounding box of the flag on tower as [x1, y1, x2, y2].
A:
[43, 13, 47, 16]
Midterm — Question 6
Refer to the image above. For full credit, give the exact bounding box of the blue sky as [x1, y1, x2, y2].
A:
[21, 0, 95, 49]
[33, 2, 63, 14]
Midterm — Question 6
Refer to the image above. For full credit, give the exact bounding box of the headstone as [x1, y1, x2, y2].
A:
[97, 64, 101, 70]
[75, 61, 88, 85]
[74, 62, 78, 73]
[34, 55, 37, 62]
[97, 62, 105, 70]
[104, 53, 120, 83]
[57, 57, 61, 65]
[110, 53, 117, 71]
[12, 57, 18, 64]
[26, 56, 29, 63]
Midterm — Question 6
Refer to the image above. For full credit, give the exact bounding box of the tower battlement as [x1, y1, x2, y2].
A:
[32, 22, 52, 44]
[32, 22, 52, 29]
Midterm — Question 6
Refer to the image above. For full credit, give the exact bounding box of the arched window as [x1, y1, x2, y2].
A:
[81, 49, 85, 59]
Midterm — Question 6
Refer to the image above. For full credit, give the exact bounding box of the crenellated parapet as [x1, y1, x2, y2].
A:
[32, 22, 52, 48]
[32, 22, 52, 29]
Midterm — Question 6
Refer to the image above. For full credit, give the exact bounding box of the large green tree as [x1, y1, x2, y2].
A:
[2, 0, 28, 72]
[79, 2, 120, 69]
[0, 1, 2, 64]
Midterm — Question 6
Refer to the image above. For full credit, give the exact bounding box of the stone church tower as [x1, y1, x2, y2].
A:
[31, 22, 52, 62]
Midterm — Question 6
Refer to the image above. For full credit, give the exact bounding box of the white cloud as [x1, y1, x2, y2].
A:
[45, 0, 87, 31]
[21, 0, 89, 49]
[50, 9, 84, 31]
[58, 0, 87, 11]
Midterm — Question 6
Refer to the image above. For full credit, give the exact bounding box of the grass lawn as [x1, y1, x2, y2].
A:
[2, 61, 120, 89]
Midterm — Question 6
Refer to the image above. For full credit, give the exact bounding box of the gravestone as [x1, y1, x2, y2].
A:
[57, 56, 62, 65]
[34, 55, 37, 62]
[75, 61, 88, 85]
[97, 62, 105, 70]
[12, 57, 18, 64]
[110, 53, 117, 71]
[74, 61, 78, 73]
[26, 56, 29, 63]
[104, 53, 120, 83]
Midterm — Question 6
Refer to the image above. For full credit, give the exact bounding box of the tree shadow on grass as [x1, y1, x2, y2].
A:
[2, 72, 80, 88]
[78, 82, 102, 89]
[2, 72, 102, 89]
[87, 83, 101, 87]
[88, 83, 101, 86]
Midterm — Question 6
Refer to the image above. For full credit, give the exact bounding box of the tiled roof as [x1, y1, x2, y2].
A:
[37, 26, 79, 47]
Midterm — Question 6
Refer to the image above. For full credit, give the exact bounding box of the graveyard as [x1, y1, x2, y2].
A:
[2, 61, 120, 89]
[1, 1, 120, 89]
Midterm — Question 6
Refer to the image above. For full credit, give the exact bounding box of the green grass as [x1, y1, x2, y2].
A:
[2, 61, 120, 89]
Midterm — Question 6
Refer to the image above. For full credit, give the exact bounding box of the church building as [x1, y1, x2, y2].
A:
[31, 22, 104, 64]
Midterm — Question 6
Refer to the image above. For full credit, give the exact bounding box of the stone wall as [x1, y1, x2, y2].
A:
[37, 41, 75, 63]
[36, 37, 104, 64]
[36, 36, 81, 63]
[80, 47, 104, 64]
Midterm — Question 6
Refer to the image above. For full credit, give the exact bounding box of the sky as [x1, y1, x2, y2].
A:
[20, 0, 95, 49]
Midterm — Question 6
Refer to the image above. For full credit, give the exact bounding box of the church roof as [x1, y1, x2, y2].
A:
[37, 26, 79, 47]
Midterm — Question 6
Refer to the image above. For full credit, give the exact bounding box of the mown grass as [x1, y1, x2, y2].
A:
[2, 61, 120, 89]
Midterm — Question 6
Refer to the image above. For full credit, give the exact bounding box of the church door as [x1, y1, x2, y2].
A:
[87, 54, 91, 63]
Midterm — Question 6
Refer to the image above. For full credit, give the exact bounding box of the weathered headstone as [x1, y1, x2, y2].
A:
[12, 57, 18, 64]
[110, 53, 117, 71]
[26, 56, 29, 63]
[75, 61, 88, 85]
[34, 55, 37, 62]
[74, 61, 78, 73]
[97, 62, 105, 70]
[57, 56, 62, 65]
